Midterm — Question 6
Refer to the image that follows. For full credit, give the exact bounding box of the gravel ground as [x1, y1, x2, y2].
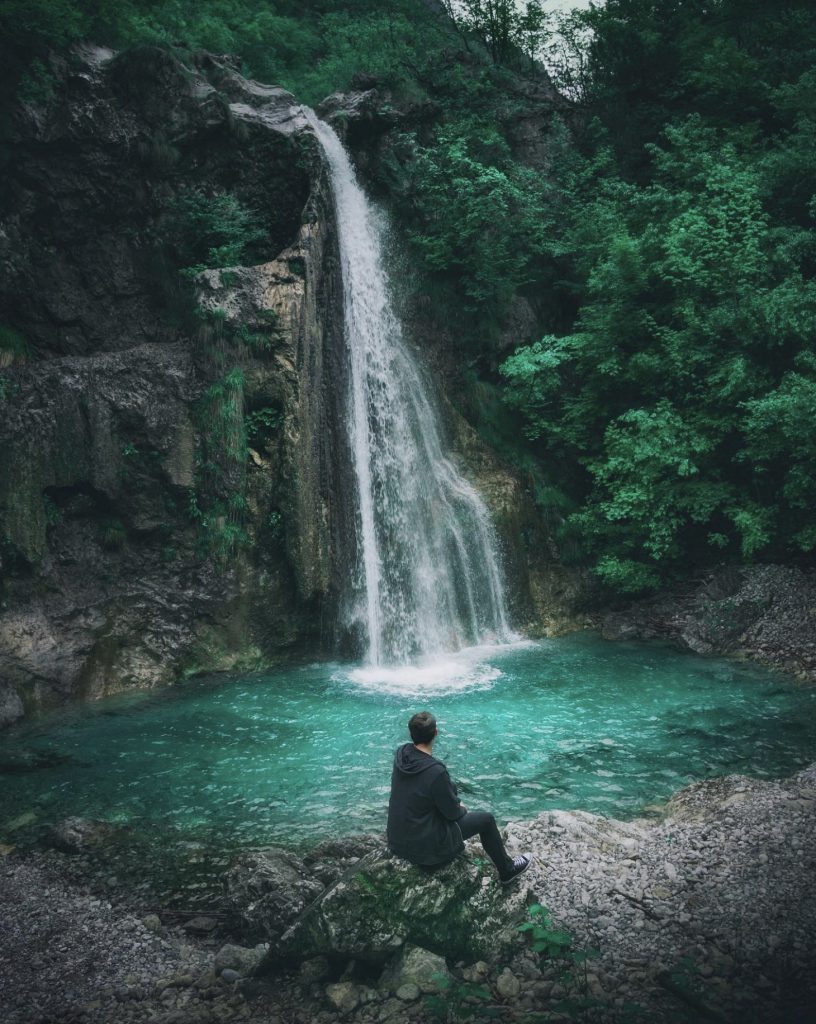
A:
[505, 762, 816, 1023]
[1, 764, 814, 1024]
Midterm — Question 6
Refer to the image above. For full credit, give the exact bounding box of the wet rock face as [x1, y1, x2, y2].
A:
[0, 43, 346, 721]
[2, 44, 311, 360]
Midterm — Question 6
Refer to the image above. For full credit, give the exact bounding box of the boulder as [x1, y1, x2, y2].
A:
[261, 844, 532, 969]
[325, 981, 360, 1013]
[378, 944, 450, 995]
[213, 943, 265, 977]
[496, 969, 521, 1000]
[224, 847, 324, 943]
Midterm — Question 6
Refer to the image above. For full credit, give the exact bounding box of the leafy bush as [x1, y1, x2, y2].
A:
[404, 117, 559, 318]
[501, 109, 816, 588]
[167, 186, 269, 279]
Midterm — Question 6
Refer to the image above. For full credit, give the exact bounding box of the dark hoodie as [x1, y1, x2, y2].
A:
[386, 742, 466, 866]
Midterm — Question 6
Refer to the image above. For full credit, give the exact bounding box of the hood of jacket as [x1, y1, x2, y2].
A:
[393, 742, 442, 775]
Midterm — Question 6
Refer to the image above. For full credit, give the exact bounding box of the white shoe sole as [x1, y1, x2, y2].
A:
[500, 854, 534, 885]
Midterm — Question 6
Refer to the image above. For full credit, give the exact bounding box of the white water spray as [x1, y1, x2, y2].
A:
[305, 110, 511, 665]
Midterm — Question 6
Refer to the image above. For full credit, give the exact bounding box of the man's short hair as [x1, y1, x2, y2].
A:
[408, 711, 437, 745]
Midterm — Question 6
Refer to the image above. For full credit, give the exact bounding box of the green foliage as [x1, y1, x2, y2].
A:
[100, 517, 127, 550]
[443, 0, 548, 70]
[501, 102, 816, 589]
[166, 185, 269, 280]
[191, 365, 250, 565]
[245, 406, 282, 442]
[266, 510, 283, 540]
[16, 56, 55, 103]
[237, 322, 277, 353]
[4, 0, 816, 592]
[404, 117, 559, 319]
[516, 904, 604, 1020]
[424, 971, 491, 1023]
[517, 902, 573, 957]
[0, 0, 452, 107]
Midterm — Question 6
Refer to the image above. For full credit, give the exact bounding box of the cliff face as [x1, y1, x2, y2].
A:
[0, 44, 352, 726]
[0, 45, 583, 730]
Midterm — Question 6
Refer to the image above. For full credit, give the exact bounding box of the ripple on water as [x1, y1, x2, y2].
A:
[1, 634, 815, 868]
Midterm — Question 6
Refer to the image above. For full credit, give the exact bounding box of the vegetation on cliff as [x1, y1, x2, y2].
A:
[2, 0, 814, 596]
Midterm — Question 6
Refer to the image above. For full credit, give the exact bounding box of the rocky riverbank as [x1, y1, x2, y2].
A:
[591, 564, 816, 685]
[1, 764, 814, 1024]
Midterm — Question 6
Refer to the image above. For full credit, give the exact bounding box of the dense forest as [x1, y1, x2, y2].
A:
[2, 0, 815, 597]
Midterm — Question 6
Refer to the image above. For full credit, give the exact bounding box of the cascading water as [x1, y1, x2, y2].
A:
[305, 110, 511, 665]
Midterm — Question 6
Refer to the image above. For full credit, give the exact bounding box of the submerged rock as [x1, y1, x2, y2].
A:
[49, 816, 122, 853]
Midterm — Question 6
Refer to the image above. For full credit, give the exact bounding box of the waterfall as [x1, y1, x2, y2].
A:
[305, 110, 511, 665]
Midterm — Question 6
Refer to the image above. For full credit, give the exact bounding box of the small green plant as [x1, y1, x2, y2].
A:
[237, 321, 277, 352]
[100, 518, 127, 551]
[518, 903, 573, 957]
[424, 972, 491, 1023]
[245, 406, 282, 441]
[0, 326, 30, 365]
[166, 185, 269, 280]
[122, 442, 140, 458]
[267, 510, 283, 539]
[135, 132, 181, 174]
[517, 904, 603, 1020]
[43, 495, 63, 528]
[17, 59, 56, 105]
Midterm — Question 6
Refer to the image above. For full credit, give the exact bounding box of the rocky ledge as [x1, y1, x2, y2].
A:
[1, 764, 814, 1024]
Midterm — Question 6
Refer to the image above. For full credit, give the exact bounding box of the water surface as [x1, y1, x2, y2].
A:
[2, 634, 814, 858]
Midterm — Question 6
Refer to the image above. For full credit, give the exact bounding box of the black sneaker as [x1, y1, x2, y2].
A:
[500, 853, 534, 885]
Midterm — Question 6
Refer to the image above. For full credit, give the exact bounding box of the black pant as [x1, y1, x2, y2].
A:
[457, 810, 514, 877]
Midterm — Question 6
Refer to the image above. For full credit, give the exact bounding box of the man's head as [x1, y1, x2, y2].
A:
[408, 711, 437, 746]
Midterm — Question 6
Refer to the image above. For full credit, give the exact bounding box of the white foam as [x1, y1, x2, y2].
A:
[334, 639, 534, 696]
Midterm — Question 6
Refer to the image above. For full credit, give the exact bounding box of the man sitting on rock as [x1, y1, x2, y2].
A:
[387, 710, 533, 885]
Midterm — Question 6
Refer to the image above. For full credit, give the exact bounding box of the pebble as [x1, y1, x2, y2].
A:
[496, 970, 521, 999]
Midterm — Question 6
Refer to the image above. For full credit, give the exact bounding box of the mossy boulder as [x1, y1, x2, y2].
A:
[261, 843, 532, 969]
